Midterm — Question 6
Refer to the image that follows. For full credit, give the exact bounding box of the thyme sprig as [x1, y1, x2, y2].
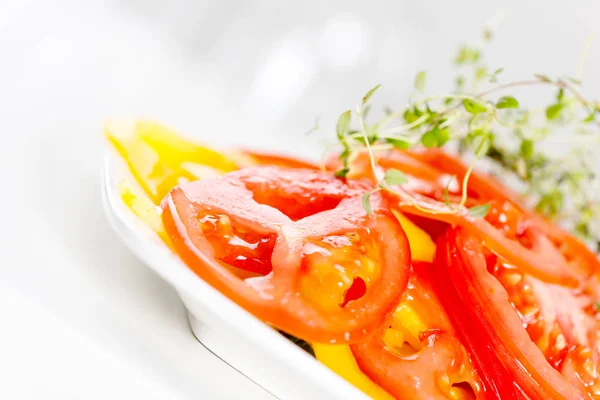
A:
[328, 26, 600, 248]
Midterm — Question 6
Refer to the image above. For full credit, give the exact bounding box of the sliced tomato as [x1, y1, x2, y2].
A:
[162, 166, 411, 343]
[238, 149, 318, 169]
[350, 263, 482, 400]
[434, 227, 587, 399]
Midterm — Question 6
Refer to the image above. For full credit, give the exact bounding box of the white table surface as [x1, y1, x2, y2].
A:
[1, 1, 599, 399]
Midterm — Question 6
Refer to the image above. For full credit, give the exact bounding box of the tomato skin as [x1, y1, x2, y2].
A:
[162, 167, 412, 343]
[434, 227, 586, 400]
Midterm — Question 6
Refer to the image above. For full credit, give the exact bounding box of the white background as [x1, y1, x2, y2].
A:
[1, 1, 599, 399]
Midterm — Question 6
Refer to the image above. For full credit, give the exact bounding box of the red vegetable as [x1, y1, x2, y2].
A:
[161, 166, 411, 343]
[434, 227, 586, 399]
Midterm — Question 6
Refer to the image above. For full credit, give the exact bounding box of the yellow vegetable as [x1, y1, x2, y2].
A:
[392, 209, 436, 263]
[312, 344, 395, 400]
[105, 120, 239, 204]
[118, 179, 169, 244]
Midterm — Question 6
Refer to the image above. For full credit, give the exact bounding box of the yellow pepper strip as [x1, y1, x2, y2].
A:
[391, 209, 436, 263]
[312, 344, 396, 400]
[314, 211, 436, 399]
[105, 120, 240, 204]
[118, 179, 169, 243]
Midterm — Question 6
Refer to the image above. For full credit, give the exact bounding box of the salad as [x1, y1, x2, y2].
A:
[105, 27, 600, 400]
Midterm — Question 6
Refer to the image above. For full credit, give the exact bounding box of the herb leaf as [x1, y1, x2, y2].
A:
[336, 110, 352, 140]
[534, 73, 553, 83]
[489, 68, 503, 83]
[414, 71, 427, 92]
[583, 110, 596, 123]
[362, 84, 381, 106]
[334, 167, 350, 178]
[496, 96, 519, 109]
[468, 203, 491, 218]
[383, 169, 408, 186]
[385, 136, 412, 150]
[463, 99, 488, 114]
[362, 192, 373, 216]
[421, 126, 440, 148]
[474, 135, 492, 158]
[520, 139, 534, 159]
[546, 103, 565, 120]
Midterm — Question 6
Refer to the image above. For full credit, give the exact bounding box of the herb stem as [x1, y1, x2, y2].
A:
[576, 34, 595, 81]
[459, 164, 474, 207]
[380, 115, 429, 134]
[357, 105, 379, 181]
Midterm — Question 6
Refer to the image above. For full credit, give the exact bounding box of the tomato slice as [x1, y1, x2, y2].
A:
[434, 227, 587, 399]
[238, 149, 318, 169]
[162, 166, 411, 343]
[350, 263, 482, 400]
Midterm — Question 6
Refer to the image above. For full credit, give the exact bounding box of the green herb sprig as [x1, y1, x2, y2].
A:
[327, 25, 600, 247]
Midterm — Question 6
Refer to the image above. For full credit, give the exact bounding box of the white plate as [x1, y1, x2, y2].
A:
[101, 151, 369, 400]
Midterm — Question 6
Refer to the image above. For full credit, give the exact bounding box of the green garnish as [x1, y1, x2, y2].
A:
[468, 204, 491, 219]
[383, 168, 409, 187]
[361, 191, 373, 216]
[319, 20, 600, 249]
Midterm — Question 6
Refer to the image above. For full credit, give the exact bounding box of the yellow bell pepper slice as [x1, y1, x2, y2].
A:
[312, 344, 395, 400]
[117, 179, 169, 243]
[105, 120, 240, 204]
[391, 209, 436, 263]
